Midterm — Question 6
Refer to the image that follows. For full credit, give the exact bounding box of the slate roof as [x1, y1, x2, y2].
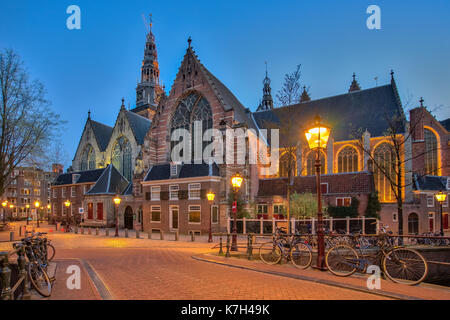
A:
[144, 162, 220, 182]
[252, 83, 405, 142]
[122, 183, 133, 196]
[124, 111, 152, 145]
[90, 120, 113, 151]
[440, 118, 450, 132]
[414, 175, 449, 191]
[86, 164, 129, 195]
[53, 168, 106, 186]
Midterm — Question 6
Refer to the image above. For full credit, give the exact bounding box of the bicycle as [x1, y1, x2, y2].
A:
[259, 227, 313, 269]
[26, 231, 56, 261]
[325, 224, 428, 285]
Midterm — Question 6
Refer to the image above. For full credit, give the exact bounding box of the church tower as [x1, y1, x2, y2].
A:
[133, 15, 164, 119]
[256, 63, 274, 112]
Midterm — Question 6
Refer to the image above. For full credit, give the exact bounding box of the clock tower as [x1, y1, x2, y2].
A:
[133, 15, 164, 119]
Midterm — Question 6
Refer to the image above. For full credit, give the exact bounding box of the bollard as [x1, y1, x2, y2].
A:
[136, 230, 140, 239]
[96, 228, 99, 236]
[160, 230, 164, 240]
[225, 233, 231, 258]
[9, 232, 14, 242]
[106, 228, 109, 236]
[0, 254, 12, 300]
[219, 233, 223, 255]
[247, 233, 253, 260]
[190, 231, 195, 242]
[88, 228, 92, 235]
[246, 234, 251, 255]
[125, 228, 128, 238]
[17, 247, 31, 300]
[19, 226, 22, 237]
[175, 231, 179, 241]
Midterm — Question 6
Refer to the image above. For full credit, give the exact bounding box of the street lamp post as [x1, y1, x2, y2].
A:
[2, 201, 7, 223]
[34, 201, 41, 228]
[64, 200, 71, 232]
[305, 115, 331, 270]
[230, 173, 243, 251]
[47, 204, 51, 223]
[113, 195, 121, 237]
[26, 204, 30, 225]
[207, 191, 216, 243]
[436, 191, 448, 236]
[9, 204, 14, 223]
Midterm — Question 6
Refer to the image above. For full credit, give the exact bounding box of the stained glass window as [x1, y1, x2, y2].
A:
[337, 146, 358, 173]
[111, 136, 132, 181]
[424, 129, 438, 175]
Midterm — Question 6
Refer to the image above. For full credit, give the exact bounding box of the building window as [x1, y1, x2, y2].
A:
[33, 189, 40, 196]
[188, 205, 201, 223]
[97, 203, 103, 220]
[279, 152, 296, 178]
[257, 204, 268, 215]
[20, 188, 30, 195]
[273, 204, 285, 216]
[426, 195, 435, 208]
[305, 151, 325, 176]
[337, 146, 358, 173]
[71, 187, 76, 197]
[188, 183, 201, 200]
[212, 206, 218, 224]
[424, 129, 438, 175]
[111, 136, 132, 181]
[336, 197, 351, 207]
[373, 143, 395, 203]
[443, 194, 449, 208]
[80, 145, 96, 171]
[62, 188, 67, 198]
[320, 183, 328, 194]
[151, 186, 161, 201]
[151, 206, 161, 222]
[170, 164, 177, 176]
[87, 203, 93, 220]
[169, 185, 179, 200]
[393, 212, 398, 222]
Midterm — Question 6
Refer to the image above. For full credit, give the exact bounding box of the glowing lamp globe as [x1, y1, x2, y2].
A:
[206, 191, 215, 202]
[64, 200, 71, 207]
[231, 173, 243, 191]
[436, 191, 447, 203]
[113, 196, 121, 205]
[305, 115, 331, 150]
[34, 201, 40, 208]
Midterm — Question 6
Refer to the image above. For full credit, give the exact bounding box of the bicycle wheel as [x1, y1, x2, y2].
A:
[47, 243, 56, 261]
[325, 244, 359, 277]
[28, 261, 52, 297]
[290, 243, 312, 269]
[383, 248, 428, 285]
[259, 242, 282, 265]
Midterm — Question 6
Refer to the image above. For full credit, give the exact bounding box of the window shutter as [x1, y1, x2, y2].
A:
[161, 191, 169, 200]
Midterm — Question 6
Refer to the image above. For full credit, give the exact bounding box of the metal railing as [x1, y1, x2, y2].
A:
[0, 246, 31, 300]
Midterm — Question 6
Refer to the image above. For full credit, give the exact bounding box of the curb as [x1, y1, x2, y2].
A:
[192, 254, 422, 300]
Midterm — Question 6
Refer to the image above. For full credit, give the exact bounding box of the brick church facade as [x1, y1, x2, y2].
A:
[51, 20, 450, 235]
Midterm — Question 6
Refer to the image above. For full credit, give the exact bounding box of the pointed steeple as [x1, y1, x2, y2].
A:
[256, 62, 274, 111]
[120, 98, 125, 110]
[348, 73, 361, 92]
[87, 110, 91, 120]
[134, 14, 164, 119]
[300, 86, 311, 103]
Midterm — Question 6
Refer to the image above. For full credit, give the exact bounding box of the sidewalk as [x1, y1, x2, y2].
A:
[193, 252, 450, 300]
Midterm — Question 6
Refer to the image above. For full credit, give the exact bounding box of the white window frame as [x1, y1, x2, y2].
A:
[426, 195, 435, 208]
[71, 186, 76, 198]
[273, 204, 285, 215]
[188, 205, 201, 224]
[257, 204, 268, 214]
[169, 185, 179, 201]
[336, 197, 352, 207]
[151, 186, 161, 201]
[62, 187, 67, 198]
[150, 205, 161, 223]
[170, 164, 177, 176]
[320, 182, 329, 194]
[188, 183, 201, 200]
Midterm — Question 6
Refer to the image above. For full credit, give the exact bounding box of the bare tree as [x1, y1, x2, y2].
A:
[0, 48, 63, 196]
[354, 100, 448, 237]
[275, 64, 302, 107]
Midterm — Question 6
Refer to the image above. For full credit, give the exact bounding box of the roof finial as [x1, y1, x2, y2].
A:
[149, 13, 153, 32]
[121, 97, 125, 110]
[300, 86, 311, 103]
[188, 36, 192, 49]
[349, 73, 361, 92]
[88, 110, 91, 120]
[420, 97, 424, 107]
[391, 69, 395, 80]
[265, 61, 268, 78]
[352, 72, 356, 81]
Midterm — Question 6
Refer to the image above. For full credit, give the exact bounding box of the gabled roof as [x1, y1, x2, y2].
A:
[122, 182, 133, 196]
[413, 174, 449, 191]
[252, 83, 405, 142]
[90, 120, 113, 152]
[440, 118, 450, 132]
[53, 168, 106, 186]
[86, 164, 129, 195]
[124, 110, 151, 145]
[144, 162, 220, 182]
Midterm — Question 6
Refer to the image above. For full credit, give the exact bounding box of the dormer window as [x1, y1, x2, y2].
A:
[72, 174, 81, 184]
[170, 164, 177, 177]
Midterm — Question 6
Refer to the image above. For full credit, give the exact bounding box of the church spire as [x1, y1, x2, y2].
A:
[256, 62, 274, 112]
[349, 73, 361, 92]
[134, 13, 164, 119]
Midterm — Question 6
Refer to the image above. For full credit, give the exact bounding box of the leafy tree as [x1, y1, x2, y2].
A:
[0, 49, 63, 196]
[275, 64, 302, 107]
[365, 192, 381, 219]
[290, 192, 327, 218]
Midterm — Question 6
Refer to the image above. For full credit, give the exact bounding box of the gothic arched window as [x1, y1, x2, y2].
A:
[337, 146, 358, 173]
[305, 151, 325, 176]
[80, 145, 96, 171]
[170, 92, 213, 162]
[111, 136, 132, 181]
[279, 152, 296, 178]
[424, 129, 438, 175]
[373, 142, 395, 202]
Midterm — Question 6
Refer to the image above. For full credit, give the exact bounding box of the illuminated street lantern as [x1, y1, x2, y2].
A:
[113, 195, 121, 237]
[206, 191, 216, 202]
[230, 173, 244, 251]
[304, 115, 331, 150]
[436, 191, 448, 236]
[231, 173, 243, 192]
[206, 191, 216, 243]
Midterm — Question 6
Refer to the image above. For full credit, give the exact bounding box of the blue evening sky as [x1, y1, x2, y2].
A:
[1, 0, 449, 168]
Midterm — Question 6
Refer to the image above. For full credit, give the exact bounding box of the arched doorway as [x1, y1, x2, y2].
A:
[124, 206, 134, 230]
[408, 213, 419, 235]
